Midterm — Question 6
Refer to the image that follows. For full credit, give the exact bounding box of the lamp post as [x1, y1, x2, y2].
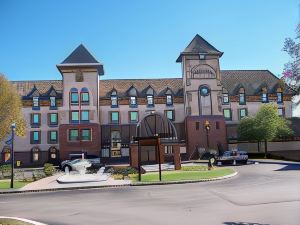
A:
[204, 120, 210, 149]
[10, 123, 16, 189]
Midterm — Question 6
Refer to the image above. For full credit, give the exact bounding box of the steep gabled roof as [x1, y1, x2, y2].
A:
[57, 44, 104, 75]
[176, 34, 223, 62]
[61, 44, 99, 64]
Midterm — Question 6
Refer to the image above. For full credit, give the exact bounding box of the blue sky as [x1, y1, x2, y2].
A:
[0, 0, 299, 81]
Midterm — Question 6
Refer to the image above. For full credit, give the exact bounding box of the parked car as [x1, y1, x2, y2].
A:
[60, 154, 102, 171]
[216, 150, 248, 165]
[61, 159, 92, 172]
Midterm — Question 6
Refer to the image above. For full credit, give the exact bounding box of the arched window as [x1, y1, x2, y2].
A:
[261, 87, 268, 103]
[81, 87, 89, 105]
[111, 90, 118, 108]
[239, 87, 246, 105]
[222, 88, 229, 104]
[70, 88, 78, 105]
[277, 87, 283, 103]
[165, 88, 173, 106]
[199, 85, 212, 115]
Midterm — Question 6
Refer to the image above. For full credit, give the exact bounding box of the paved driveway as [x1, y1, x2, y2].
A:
[0, 160, 299, 225]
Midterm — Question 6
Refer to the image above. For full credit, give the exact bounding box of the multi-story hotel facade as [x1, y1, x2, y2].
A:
[1, 35, 298, 166]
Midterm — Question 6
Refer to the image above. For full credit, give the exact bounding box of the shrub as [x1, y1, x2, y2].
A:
[113, 174, 124, 180]
[32, 170, 46, 181]
[0, 164, 11, 178]
[43, 163, 56, 176]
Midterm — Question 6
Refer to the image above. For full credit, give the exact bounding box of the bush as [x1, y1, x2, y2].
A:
[112, 174, 124, 180]
[106, 166, 138, 176]
[43, 163, 56, 176]
[32, 170, 46, 181]
[0, 164, 11, 178]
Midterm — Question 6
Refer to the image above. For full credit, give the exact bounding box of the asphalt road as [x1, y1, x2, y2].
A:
[1, 160, 300, 225]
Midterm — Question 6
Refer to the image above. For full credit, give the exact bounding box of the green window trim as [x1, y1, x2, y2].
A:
[111, 112, 119, 123]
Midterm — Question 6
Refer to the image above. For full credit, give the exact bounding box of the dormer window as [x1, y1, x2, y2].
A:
[222, 93, 229, 104]
[199, 54, 206, 60]
[239, 88, 246, 105]
[166, 95, 173, 106]
[50, 97, 56, 109]
[81, 87, 89, 105]
[277, 88, 283, 103]
[32, 97, 40, 109]
[111, 91, 118, 108]
[70, 88, 79, 105]
[261, 87, 268, 103]
[147, 95, 154, 107]
[130, 96, 137, 107]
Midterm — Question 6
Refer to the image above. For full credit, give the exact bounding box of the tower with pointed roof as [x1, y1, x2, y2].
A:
[177, 34, 223, 116]
[56, 44, 104, 158]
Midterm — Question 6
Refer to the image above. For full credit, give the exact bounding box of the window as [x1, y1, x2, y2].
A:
[32, 147, 40, 162]
[223, 109, 232, 120]
[129, 111, 138, 123]
[32, 97, 39, 109]
[165, 146, 173, 154]
[223, 94, 229, 104]
[111, 96, 118, 107]
[147, 95, 154, 107]
[81, 110, 89, 122]
[199, 54, 206, 60]
[49, 113, 58, 126]
[31, 113, 40, 127]
[277, 92, 283, 103]
[111, 131, 121, 157]
[49, 131, 58, 143]
[196, 122, 200, 130]
[166, 95, 173, 106]
[81, 129, 91, 141]
[70, 88, 78, 105]
[165, 110, 175, 121]
[71, 111, 79, 124]
[50, 97, 56, 108]
[69, 129, 79, 141]
[216, 121, 220, 129]
[111, 112, 119, 123]
[261, 88, 268, 103]
[278, 108, 285, 117]
[31, 131, 41, 144]
[239, 108, 247, 120]
[81, 88, 89, 104]
[130, 96, 137, 107]
[239, 88, 246, 105]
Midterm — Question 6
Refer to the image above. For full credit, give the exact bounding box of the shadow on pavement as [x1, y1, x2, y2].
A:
[274, 163, 300, 171]
[223, 222, 270, 225]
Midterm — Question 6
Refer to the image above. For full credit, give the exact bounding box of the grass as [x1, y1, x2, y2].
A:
[0, 180, 31, 189]
[131, 167, 235, 182]
[0, 218, 34, 225]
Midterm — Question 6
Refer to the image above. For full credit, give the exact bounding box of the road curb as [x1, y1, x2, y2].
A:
[0, 216, 46, 225]
[0, 171, 238, 195]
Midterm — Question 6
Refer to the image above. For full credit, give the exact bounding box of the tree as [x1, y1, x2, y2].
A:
[238, 104, 293, 158]
[282, 23, 300, 92]
[0, 75, 26, 142]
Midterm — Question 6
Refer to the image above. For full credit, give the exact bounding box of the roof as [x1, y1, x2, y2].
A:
[56, 44, 104, 75]
[99, 78, 183, 98]
[176, 34, 223, 62]
[221, 70, 295, 95]
[11, 70, 296, 98]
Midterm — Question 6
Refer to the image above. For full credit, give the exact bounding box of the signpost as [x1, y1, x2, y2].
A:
[10, 123, 16, 189]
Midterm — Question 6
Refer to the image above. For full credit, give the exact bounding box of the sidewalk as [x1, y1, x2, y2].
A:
[19, 172, 131, 191]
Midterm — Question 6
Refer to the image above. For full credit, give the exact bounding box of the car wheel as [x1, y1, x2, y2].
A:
[63, 165, 72, 172]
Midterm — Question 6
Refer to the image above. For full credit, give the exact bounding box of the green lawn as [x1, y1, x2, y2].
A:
[0, 180, 30, 189]
[0, 218, 34, 225]
[132, 167, 235, 182]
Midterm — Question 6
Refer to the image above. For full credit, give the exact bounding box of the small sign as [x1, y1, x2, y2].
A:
[16, 160, 21, 167]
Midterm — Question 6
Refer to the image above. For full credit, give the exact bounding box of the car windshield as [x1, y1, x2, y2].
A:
[70, 159, 81, 164]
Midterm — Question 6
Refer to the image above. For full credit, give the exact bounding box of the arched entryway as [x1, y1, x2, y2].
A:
[130, 112, 183, 181]
[48, 147, 60, 165]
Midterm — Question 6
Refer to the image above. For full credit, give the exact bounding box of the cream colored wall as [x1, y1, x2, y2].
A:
[292, 95, 300, 117]
[60, 71, 99, 124]
[99, 103, 185, 125]
[182, 55, 223, 116]
[12, 107, 60, 152]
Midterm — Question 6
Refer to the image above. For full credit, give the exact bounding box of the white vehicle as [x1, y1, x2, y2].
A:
[61, 159, 92, 172]
[216, 150, 248, 165]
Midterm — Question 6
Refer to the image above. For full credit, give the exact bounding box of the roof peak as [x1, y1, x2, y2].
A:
[176, 34, 223, 62]
[61, 44, 100, 64]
